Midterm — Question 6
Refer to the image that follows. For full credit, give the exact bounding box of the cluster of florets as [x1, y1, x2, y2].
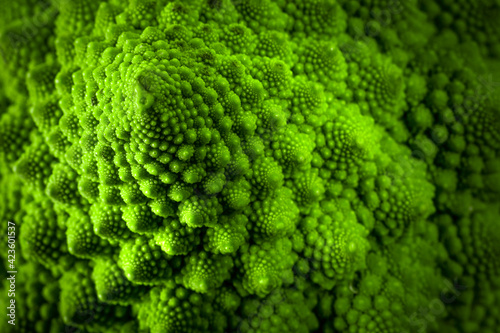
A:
[0, 0, 499, 332]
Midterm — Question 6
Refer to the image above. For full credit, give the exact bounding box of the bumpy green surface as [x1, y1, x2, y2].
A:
[0, 0, 499, 332]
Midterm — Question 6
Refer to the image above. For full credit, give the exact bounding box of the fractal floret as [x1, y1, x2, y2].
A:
[0, 0, 499, 332]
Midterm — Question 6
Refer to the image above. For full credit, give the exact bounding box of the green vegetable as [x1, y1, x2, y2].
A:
[0, 0, 499, 332]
